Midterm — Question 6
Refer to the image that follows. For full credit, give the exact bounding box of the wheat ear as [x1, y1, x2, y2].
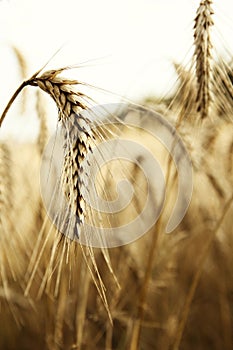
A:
[32, 70, 95, 235]
[194, 0, 214, 119]
[0, 68, 94, 236]
[11, 46, 28, 114]
[0, 69, 114, 319]
[36, 90, 48, 155]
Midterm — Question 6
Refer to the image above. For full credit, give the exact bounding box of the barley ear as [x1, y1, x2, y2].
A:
[194, 0, 214, 120]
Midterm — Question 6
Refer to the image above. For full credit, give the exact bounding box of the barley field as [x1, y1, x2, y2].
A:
[0, 1, 233, 349]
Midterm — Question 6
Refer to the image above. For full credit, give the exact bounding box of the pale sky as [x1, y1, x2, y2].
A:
[0, 0, 233, 139]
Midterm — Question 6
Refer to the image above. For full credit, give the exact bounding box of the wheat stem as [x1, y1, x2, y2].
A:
[173, 193, 233, 350]
[0, 81, 30, 127]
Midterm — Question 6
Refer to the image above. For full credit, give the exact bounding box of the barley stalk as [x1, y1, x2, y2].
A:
[194, 0, 214, 119]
